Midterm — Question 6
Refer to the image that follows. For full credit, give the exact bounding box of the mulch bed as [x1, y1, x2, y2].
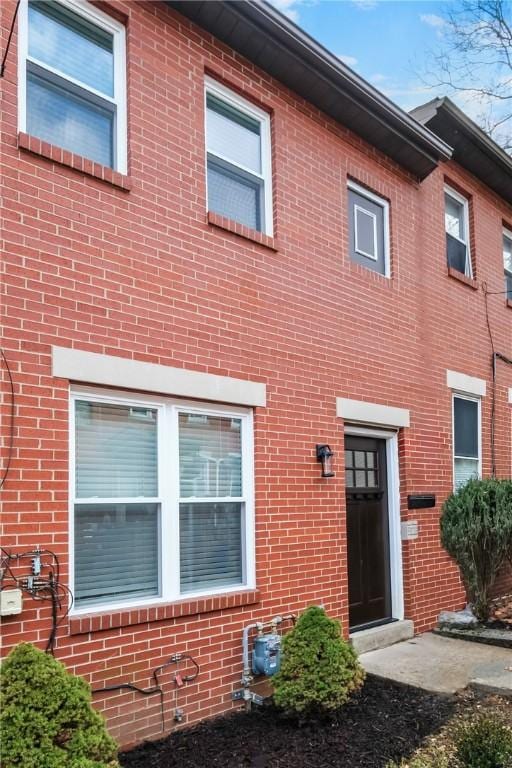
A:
[488, 594, 512, 629]
[120, 676, 455, 768]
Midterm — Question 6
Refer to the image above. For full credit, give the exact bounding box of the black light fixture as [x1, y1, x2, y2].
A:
[316, 444, 334, 478]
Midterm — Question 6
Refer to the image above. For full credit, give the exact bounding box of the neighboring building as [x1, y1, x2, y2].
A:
[1, 0, 511, 748]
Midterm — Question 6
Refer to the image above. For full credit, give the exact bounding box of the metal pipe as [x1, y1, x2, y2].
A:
[242, 621, 262, 685]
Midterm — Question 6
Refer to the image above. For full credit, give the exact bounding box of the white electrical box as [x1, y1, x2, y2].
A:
[0, 588, 23, 616]
[401, 520, 419, 541]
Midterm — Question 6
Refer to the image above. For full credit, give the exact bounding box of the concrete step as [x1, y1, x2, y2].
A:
[350, 619, 414, 655]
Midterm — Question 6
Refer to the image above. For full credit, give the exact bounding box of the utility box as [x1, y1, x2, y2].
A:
[252, 632, 281, 676]
[0, 588, 23, 616]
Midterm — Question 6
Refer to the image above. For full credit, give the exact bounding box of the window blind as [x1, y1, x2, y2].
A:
[206, 94, 261, 173]
[28, 1, 114, 96]
[179, 413, 243, 592]
[179, 413, 242, 498]
[75, 502, 159, 605]
[74, 400, 159, 607]
[454, 397, 479, 489]
[179, 502, 242, 592]
[26, 0, 117, 168]
[207, 160, 261, 232]
[75, 401, 158, 499]
[27, 72, 113, 168]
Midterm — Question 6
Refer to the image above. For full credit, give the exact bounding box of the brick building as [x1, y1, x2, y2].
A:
[1, 0, 511, 748]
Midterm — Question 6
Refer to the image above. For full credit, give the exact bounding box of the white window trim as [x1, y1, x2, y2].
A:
[204, 76, 273, 237]
[503, 227, 512, 278]
[348, 180, 390, 278]
[354, 204, 378, 261]
[69, 386, 255, 615]
[18, 0, 127, 174]
[444, 185, 472, 277]
[452, 393, 482, 491]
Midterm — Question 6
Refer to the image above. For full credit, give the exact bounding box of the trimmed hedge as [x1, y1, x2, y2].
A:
[440, 478, 512, 621]
[0, 643, 119, 768]
[272, 605, 365, 717]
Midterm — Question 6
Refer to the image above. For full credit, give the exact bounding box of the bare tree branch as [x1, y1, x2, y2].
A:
[422, 0, 512, 152]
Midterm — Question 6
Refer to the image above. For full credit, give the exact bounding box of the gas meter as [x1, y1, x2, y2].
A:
[252, 631, 281, 676]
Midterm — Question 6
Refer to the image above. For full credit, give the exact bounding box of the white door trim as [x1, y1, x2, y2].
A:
[343, 424, 404, 622]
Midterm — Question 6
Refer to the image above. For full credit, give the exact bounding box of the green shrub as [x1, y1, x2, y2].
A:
[440, 478, 512, 621]
[455, 716, 512, 768]
[0, 643, 119, 768]
[271, 605, 365, 717]
[386, 758, 450, 768]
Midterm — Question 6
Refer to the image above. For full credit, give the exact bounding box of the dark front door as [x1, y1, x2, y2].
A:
[345, 436, 392, 630]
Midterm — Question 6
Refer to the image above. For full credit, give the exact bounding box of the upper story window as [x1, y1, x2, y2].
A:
[347, 181, 390, 277]
[205, 77, 273, 236]
[71, 389, 255, 612]
[503, 228, 512, 300]
[445, 186, 471, 277]
[18, 0, 127, 172]
[453, 394, 481, 490]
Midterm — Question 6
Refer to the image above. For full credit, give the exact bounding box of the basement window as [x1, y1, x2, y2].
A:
[445, 186, 472, 277]
[18, 0, 127, 172]
[453, 394, 481, 490]
[348, 181, 390, 277]
[71, 390, 255, 612]
[504, 228, 512, 300]
[205, 77, 273, 236]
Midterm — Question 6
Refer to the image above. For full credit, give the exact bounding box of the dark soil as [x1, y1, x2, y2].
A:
[120, 676, 455, 768]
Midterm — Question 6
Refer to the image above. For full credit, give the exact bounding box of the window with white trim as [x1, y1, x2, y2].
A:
[348, 182, 390, 276]
[71, 390, 254, 611]
[445, 186, 471, 276]
[18, 0, 127, 172]
[205, 77, 273, 235]
[503, 228, 512, 300]
[453, 394, 481, 489]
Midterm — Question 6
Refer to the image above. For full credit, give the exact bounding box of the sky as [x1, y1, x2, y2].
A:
[268, 0, 477, 116]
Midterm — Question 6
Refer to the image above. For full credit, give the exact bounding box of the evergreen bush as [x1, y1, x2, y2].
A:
[0, 643, 119, 768]
[271, 605, 365, 717]
[455, 715, 512, 768]
[440, 478, 512, 621]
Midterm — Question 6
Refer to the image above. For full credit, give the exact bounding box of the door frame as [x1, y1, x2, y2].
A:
[343, 425, 404, 622]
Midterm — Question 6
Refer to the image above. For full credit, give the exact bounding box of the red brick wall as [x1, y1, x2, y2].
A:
[493, 562, 512, 598]
[1, 0, 511, 748]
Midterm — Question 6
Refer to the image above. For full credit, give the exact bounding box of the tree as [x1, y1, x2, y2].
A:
[1, 643, 119, 768]
[424, 0, 512, 153]
[272, 605, 365, 717]
[440, 478, 512, 621]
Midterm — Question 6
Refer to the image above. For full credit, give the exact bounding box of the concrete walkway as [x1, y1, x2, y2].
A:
[359, 632, 512, 697]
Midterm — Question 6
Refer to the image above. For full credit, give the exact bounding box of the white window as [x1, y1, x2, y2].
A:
[503, 228, 512, 300]
[205, 77, 273, 236]
[453, 394, 481, 490]
[348, 181, 390, 277]
[445, 186, 471, 276]
[70, 389, 255, 612]
[18, 0, 127, 172]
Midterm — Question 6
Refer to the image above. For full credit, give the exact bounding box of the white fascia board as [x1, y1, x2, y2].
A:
[446, 370, 486, 397]
[52, 347, 266, 407]
[336, 398, 410, 428]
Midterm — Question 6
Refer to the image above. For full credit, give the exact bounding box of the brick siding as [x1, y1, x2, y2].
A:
[1, 0, 511, 748]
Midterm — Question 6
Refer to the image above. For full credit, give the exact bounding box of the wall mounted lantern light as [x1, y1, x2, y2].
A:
[316, 444, 334, 478]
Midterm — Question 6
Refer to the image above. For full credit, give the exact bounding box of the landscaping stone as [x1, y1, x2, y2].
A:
[438, 605, 478, 630]
[434, 625, 512, 649]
